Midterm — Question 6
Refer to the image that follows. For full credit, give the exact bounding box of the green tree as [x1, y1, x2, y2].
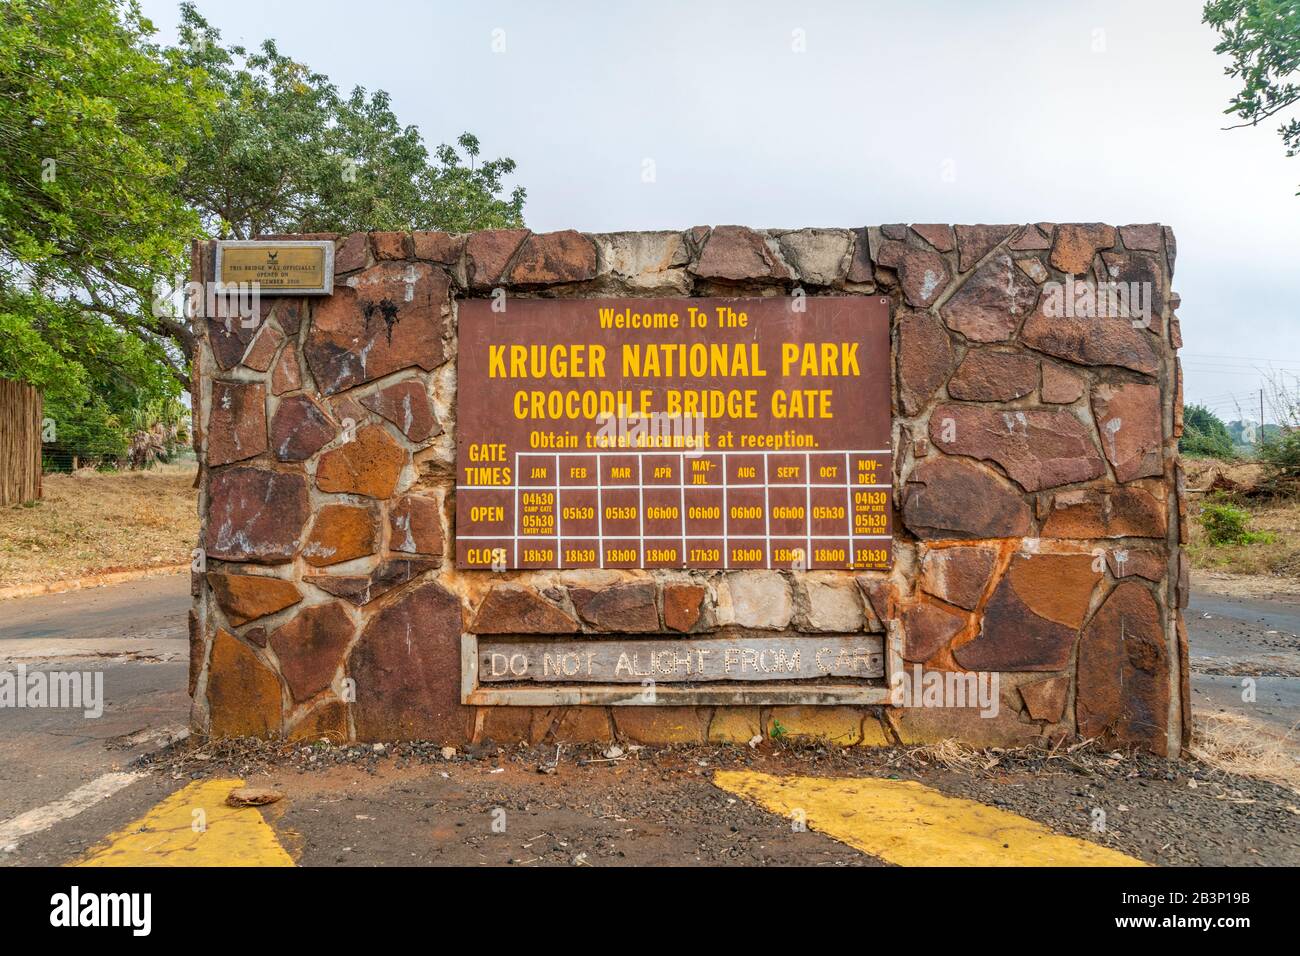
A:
[173, 4, 525, 239]
[1204, 0, 1300, 192]
[1181, 404, 1238, 459]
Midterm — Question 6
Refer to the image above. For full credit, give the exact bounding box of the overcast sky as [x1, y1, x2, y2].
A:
[140, 0, 1300, 423]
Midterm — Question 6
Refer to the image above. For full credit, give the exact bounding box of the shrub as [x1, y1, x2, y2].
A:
[1200, 502, 1275, 546]
[1180, 404, 1236, 460]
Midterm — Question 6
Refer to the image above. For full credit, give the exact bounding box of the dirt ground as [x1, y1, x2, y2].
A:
[1183, 456, 1300, 582]
[0, 464, 197, 589]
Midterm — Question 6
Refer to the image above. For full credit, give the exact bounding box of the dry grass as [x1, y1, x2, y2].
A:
[1191, 712, 1300, 795]
[0, 463, 198, 589]
[1183, 457, 1300, 580]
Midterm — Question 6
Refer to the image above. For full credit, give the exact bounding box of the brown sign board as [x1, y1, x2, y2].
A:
[455, 296, 893, 571]
[214, 240, 334, 294]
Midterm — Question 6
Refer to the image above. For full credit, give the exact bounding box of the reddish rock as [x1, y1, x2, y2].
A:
[1049, 223, 1116, 274]
[1106, 548, 1167, 582]
[663, 584, 709, 632]
[269, 394, 336, 461]
[1019, 674, 1069, 722]
[1021, 302, 1160, 376]
[305, 262, 448, 394]
[306, 558, 437, 606]
[874, 240, 950, 307]
[315, 425, 407, 498]
[954, 224, 1016, 271]
[243, 626, 268, 648]
[389, 494, 444, 557]
[371, 231, 409, 260]
[918, 546, 998, 610]
[1092, 383, 1163, 482]
[208, 381, 267, 467]
[901, 602, 966, 662]
[303, 503, 379, 567]
[909, 224, 955, 252]
[288, 699, 349, 743]
[897, 310, 956, 415]
[855, 575, 893, 627]
[846, 228, 873, 283]
[206, 316, 259, 370]
[412, 231, 465, 264]
[1009, 223, 1052, 251]
[939, 252, 1039, 342]
[953, 578, 1074, 672]
[269, 602, 354, 703]
[270, 299, 303, 336]
[334, 232, 369, 273]
[469, 585, 577, 634]
[242, 321, 283, 372]
[947, 350, 1038, 401]
[1040, 486, 1167, 538]
[465, 228, 529, 289]
[207, 629, 282, 737]
[691, 226, 791, 282]
[1077, 582, 1169, 753]
[929, 404, 1105, 492]
[902, 457, 1032, 540]
[359, 379, 441, 443]
[349, 581, 470, 742]
[570, 583, 659, 631]
[188, 610, 201, 696]
[612, 707, 710, 745]
[507, 230, 598, 284]
[206, 467, 309, 564]
[207, 572, 302, 627]
[1119, 223, 1162, 252]
[1004, 552, 1100, 627]
[1099, 250, 1166, 324]
[270, 345, 302, 395]
[1040, 363, 1084, 404]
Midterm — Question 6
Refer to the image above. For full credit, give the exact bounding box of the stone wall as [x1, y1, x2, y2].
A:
[189, 223, 1189, 755]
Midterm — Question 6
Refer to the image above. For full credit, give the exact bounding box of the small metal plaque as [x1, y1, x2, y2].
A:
[214, 240, 334, 294]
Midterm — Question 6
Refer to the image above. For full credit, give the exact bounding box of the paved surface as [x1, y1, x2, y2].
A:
[0, 574, 1298, 867]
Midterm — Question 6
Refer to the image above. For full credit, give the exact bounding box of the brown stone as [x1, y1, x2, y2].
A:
[901, 602, 966, 662]
[1049, 223, 1116, 274]
[315, 425, 407, 498]
[929, 404, 1105, 492]
[303, 503, 378, 567]
[359, 379, 440, 443]
[305, 262, 448, 394]
[570, 583, 659, 631]
[611, 707, 710, 745]
[953, 553, 1099, 671]
[412, 231, 465, 264]
[1021, 302, 1160, 377]
[207, 572, 302, 627]
[1040, 363, 1084, 403]
[902, 457, 1032, 540]
[1106, 548, 1167, 582]
[1019, 675, 1069, 722]
[270, 299, 303, 336]
[691, 225, 791, 282]
[287, 699, 349, 743]
[242, 321, 283, 372]
[465, 228, 529, 289]
[939, 252, 1039, 342]
[306, 558, 437, 606]
[469, 585, 578, 634]
[371, 231, 409, 260]
[243, 626, 267, 648]
[268, 602, 354, 703]
[207, 629, 282, 737]
[1009, 223, 1052, 251]
[855, 574, 893, 624]
[947, 350, 1038, 401]
[910, 223, 955, 252]
[874, 240, 950, 308]
[208, 381, 267, 467]
[1092, 383, 1164, 483]
[269, 394, 336, 461]
[918, 546, 997, 610]
[270, 345, 302, 395]
[206, 315, 259, 370]
[507, 229, 598, 284]
[1077, 582, 1169, 753]
[206, 467, 309, 564]
[389, 494, 444, 557]
[897, 310, 956, 415]
[663, 583, 709, 632]
[1100, 250, 1167, 324]
[349, 581, 470, 742]
[846, 228, 873, 283]
[1041, 486, 1167, 539]
[1119, 223, 1163, 252]
[954, 224, 1016, 271]
[188, 610, 201, 696]
[548, 708, 614, 742]
[334, 232, 369, 273]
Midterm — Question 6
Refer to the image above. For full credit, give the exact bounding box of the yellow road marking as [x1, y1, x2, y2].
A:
[74, 778, 294, 867]
[714, 770, 1148, 867]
